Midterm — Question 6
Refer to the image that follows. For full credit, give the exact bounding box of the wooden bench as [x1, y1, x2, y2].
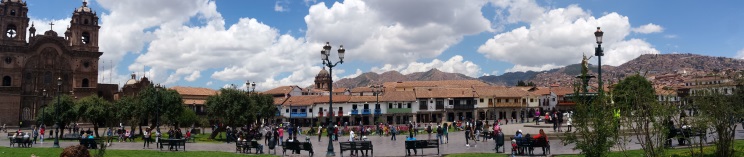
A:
[79, 138, 99, 149]
[282, 140, 313, 156]
[404, 139, 439, 156]
[159, 139, 186, 151]
[62, 133, 81, 140]
[530, 137, 550, 155]
[679, 127, 707, 146]
[339, 141, 373, 157]
[235, 140, 262, 154]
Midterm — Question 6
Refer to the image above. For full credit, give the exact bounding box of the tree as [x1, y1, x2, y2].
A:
[38, 94, 77, 137]
[527, 81, 536, 87]
[76, 95, 114, 137]
[562, 70, 618, 157]
[613, 74, 674, 157]
[689, 74, 744, 157]
[114, 96, 140, 135]
[252, 93, 276, 124]
[174, 107, 198, 128]
[205, 88, 274, 139]
[517, 80, 527, 86]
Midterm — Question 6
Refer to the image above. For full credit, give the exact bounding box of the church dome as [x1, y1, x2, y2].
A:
[2, 0, 24, 3]
[75, 1, 93, 13]
[125, 73, 137, 85]
[316, 67, 330, 78]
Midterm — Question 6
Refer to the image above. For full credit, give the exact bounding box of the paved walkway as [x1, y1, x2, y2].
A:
[4, 123, 744, 156]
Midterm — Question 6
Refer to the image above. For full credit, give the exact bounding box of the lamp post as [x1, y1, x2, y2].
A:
[370, 84, 383, 123]
[155, 84, 162, 132]
[320, 41, 345, 156]
[594, 27, 604, 94]
[53, 77, 61, 148]
[40, 89, 47, 128]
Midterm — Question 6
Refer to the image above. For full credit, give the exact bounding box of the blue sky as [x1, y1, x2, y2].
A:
[22, 0, 744, 91]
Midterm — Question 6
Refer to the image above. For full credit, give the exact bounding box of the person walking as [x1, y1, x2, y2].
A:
[40, 125, 45, 144]
[33, 126, 38, 144]
[143, 128, 151, 149]
[317, 125, 322, 142]
[552, 111, 558, 132]
[535, 110, 541, 125]
[436, 125, 443, 144]
[390, 124, 397, 141]
[464, 122, 471, 147]
[426, 124, 432, 139]
[278, 127, 284, 145]
[443, 123, 449, 144]
[567, 111, 573, 132]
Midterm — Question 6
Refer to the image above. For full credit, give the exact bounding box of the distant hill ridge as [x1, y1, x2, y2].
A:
[332, 54, 744, 88]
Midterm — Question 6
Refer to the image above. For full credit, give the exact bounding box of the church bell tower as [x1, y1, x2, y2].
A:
[0, 0, 29, 46]
[66, 0, 100, 52]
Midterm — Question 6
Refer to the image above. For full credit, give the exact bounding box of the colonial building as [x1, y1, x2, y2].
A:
[171, 86, 217, 115]
[0, 0, 109, 126]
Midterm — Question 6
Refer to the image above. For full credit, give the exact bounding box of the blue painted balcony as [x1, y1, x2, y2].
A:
[374, 109, 382, 115]
[351, 109, 359, 115]
[290, 113, 307, 117]
[362, 109, 371, 115]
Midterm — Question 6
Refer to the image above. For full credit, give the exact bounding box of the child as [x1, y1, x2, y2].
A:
[511, 139, 518, 157]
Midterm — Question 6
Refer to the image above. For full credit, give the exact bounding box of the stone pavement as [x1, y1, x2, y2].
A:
[3, 123, 744, 156]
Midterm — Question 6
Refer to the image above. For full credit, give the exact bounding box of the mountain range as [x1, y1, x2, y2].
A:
[332, 53, 744, 88]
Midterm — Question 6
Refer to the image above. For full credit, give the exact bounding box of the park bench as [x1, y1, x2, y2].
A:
[530, 136, 550, 155]
[403, 139, 439, 156]
[678, 127, 707, 146]
[480, 131, 492, 141]
[282, 140, 314, 156]
[8, 133, 33, 148]
[339, 141, 373, 157]
[235, 140, 261, 154]
[62, 133, 81, 140]
[159, 139, 186, 151]
[79, 138, 99, 149]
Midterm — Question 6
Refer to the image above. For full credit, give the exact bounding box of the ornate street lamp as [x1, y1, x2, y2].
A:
[370, 84, 383, 122]
[155, 84, 162, 132]
[594, 27, 605, 94]
[320, 41, 345, 156]
[251, 82, 256, 93]
[53, 77, 61, 148]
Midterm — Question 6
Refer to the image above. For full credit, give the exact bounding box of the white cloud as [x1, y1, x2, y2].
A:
[663, 34, 677, 39]
[206, 81, 213, 86]
[27, 18, 71, 40]
[632, 23, 663, 34]
[343, 69, 363, 78]
[303, 0, 317, 6]
[275, 0, 289, 12]
[371, 55, 482, 77]
[478, 1, 659, 72]
[505, 64, 561, 73]
[736, 48, 744, 59]
[185, 71, 201, 82]
[305, 0, 491, 66]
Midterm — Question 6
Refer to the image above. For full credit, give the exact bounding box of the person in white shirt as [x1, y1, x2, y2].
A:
[349, 130, 355, 142]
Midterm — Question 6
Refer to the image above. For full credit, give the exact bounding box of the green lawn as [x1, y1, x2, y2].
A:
[0, 147, 278, 157]
[446, 140, 744, 157]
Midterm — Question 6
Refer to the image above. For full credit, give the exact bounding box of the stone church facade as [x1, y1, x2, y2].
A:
[0, 0, 104, 126]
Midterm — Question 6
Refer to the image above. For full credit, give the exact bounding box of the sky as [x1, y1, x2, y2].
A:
[21, 0, 744, 91]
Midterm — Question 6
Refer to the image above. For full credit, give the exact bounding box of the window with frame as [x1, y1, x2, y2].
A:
[301, 109, 306, 112]
[449, 100, 454, 105]
[407, 103, 411, 108]
[479, 98, 484, 103]
[389, 103, 393, 109]
[286, 109, 289, 113]
[364, 104, 369, 109]
[398, 103, 402, 108]
[352, 104, 357, 110]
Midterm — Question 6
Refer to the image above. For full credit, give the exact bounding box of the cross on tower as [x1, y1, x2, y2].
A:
[49, 22, 54, 30]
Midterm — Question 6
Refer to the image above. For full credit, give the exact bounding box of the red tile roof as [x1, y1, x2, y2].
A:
[413, 87, 476, 98]
[171, 86, 218, 96]
[380, 91, 416, 102]
[263, 86, 298, 95]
